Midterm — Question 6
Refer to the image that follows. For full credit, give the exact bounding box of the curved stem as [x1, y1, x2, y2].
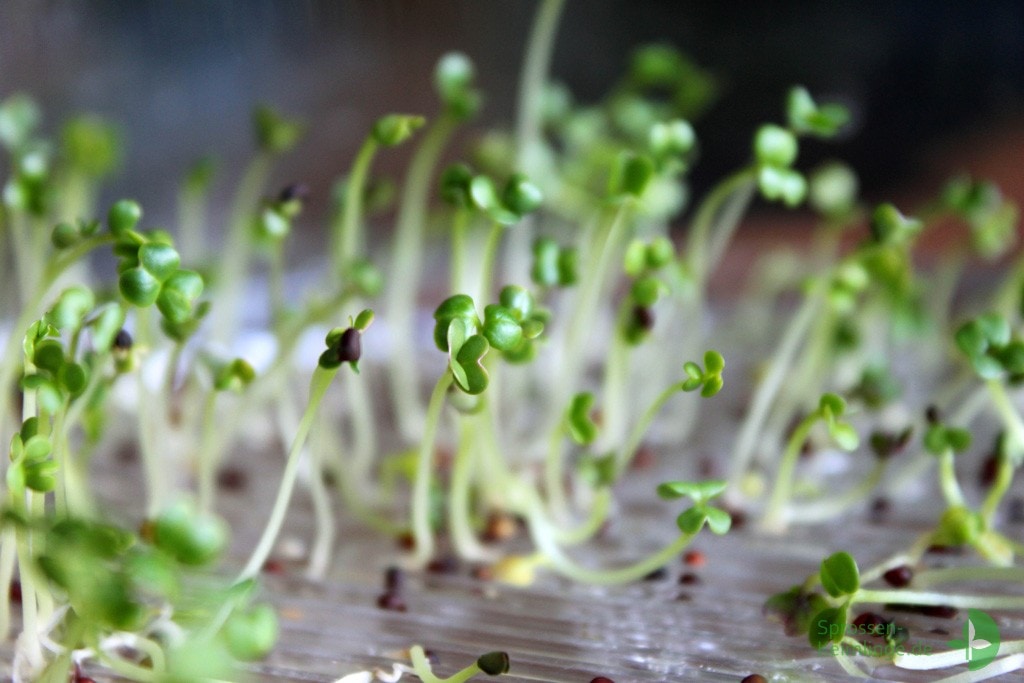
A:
[236, 365, 338, 584]
[448, 418, 496, 562]
[409, 645, 484, 683]
[986, 379, 1024, 464]
[333, 138, 379, 276]
[938, 448, 966, 508]
[685, 167, 757, 287]
[760, 411, 818, 533]
[613, 381, 684, 479]
[855, 588, 1024, 610]
[213, 152, 273, 344]
[386, 114, 457, 435]
[785, 460, 886, 524]
[410, 372, 454, 566]
[726, 283, 823, 503]
[517, 481, 692, 585]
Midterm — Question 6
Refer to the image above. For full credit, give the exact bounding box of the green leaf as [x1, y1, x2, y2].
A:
[704, 506, 732, 535]
[433, 294, 478, 351]
[531, 237, 561, 287]
[809, 606, 848, 649]
[704, 350, 725, 374]
[482, 304, 523, 352]
[253, 105, 304, 153]
[222, 604, 279, 661]
[156, 269, 204, 324]
[818, 393, 846, 419]
[676, 506, 709, 534]
[502, 173, 543, 216]
[829, 422, 860, 451]
[453, 334, 489, 395]
[820, 551, 859, 598]
[657, 479, 726, 503]
[107, 199, 142, 236]
[90, 304, 126, 352]
[32, 339, 65, 374]
[58, 362, 88, 396]
[153, 502, 228, 567]
[371, 114, 425, 147]
[566, 392, 599, 445]
[612, 152, 655, 198]
[701, 375, 724, 398]
[754, 124, 798, 168]
[119, 267, 161, 307]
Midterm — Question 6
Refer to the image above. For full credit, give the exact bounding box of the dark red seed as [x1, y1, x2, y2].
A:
[376, 591, 407, 612]
[633, 306, 656, 331]
[337, 328, 361, 363]
[925, 405, 940, 424]
[853, 612, 890, 637]
[678, 572, 700, 585]
[395, 532, 416, 551]
[113, 329, 133, 350]
[216, 466, 247, 492]
[740, 676, 768, 683]
[683, 550, 706, 567]
[869, 497, 890, 524]
[426, 555, 460, 575]
[384, 566, 405, 592]
[470, 564, 494, 581]
[631, 443, 656, 470]
[979, 453, 999, 488]
[262, 559, 286, 575]
[9, 581, 21, 604]
[278, 183, 309, 203]
[590, 678, 615, 683]
[883, 565, 913, 587]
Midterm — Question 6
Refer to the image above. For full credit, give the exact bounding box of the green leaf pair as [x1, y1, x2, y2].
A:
[955, 313, 1024, 380]
[680, 350, 725, 398]
[253, 104, 304, 154]
[942, 175, 1019, 260]
[7, 421, 57, 493]
[434, 52, 481, 120]
[623, 236, 675, 277]
[657, 479, 732, 535]
[869, 203, 922, 246]
[372, 114, 426, 147]
[609, 151, 655, 199]
[816, 393, 859, 451]
[318, 309, 374, 372]
[923, 422, 972, 456]
[151, 501, 229, 567]
[566, 392, 599, 445]
[531, 237, 578, 287]
[22, 331, 89, 411]
[469, 172, 543, 225]
[807, 551, 860, 648]
[786, 86, 850, 139]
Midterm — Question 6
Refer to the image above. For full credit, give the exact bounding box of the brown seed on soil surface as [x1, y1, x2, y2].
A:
[683, 550, 706, 567]
[678, 572, 700, 585]
[376, 591, 407, 612]
[216, 466, 247, 492]
[883, 565, 913, 587]
[740, 676, 767, 683]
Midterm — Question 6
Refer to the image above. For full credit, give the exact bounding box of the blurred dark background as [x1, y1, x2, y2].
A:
[2, 0, 1023, 240]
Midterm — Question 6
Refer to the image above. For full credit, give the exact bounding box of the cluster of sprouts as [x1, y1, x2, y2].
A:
[1, 0, 1022, 680]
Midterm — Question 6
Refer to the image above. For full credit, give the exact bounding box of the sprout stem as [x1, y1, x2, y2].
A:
[726, 283, 823, 504]
[855, 588, 1024, 610]
[761, 410, 818, 533]
[937, 448, 966, 508]
[386, 114, 458, 443]
[785, 460, 886, 524]
[236, 365, 338, 584]
[213, 152, 273, 343]
[449, 419, 496, 562]
[411, 372, 454, 566]
[409, 645, 485, 683]
[334, 138, 379, 276]
[685, 167, 757, 287]
[986, 379, 1024, 463]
